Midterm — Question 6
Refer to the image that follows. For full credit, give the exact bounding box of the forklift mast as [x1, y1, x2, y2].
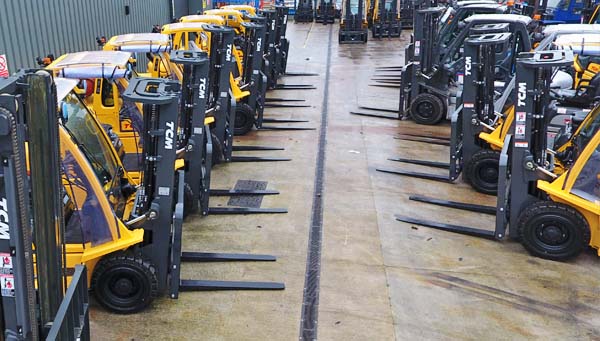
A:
[204, 24, 237, 163]
[170, 50, 212, 216]
[0, 71, 90, 340]
[496, 50, 573, 239]
[295, 0, 315, 22]
[126, 78, 183, 295]
[241, 21, 269, 127]
[339, 0, 369, 43]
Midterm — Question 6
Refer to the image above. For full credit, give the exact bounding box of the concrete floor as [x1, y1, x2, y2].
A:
[91, 23, 600, 340]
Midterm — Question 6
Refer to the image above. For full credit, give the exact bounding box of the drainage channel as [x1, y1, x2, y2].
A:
[299, 24, 333, 340]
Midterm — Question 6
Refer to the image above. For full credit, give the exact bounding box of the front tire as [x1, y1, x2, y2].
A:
[410, 93, 445, 125]
[517, 202, 590, 261]
[463, 150, 500, 195]
[211, 132, 224, 165]
[234, 103, 255, 136]
[91, 253, 158, 314]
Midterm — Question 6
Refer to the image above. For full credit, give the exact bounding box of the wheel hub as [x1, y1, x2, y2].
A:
[478, 164, 498, 183]
[113, 278, 135, 297]
[538, 224, 567, 246]
[417, 102, 433, 117]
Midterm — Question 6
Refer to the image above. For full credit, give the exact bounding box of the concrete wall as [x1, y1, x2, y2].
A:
[0, 0, 172, 72]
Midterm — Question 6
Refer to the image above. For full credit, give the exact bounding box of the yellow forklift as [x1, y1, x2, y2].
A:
[398, 50, 600, 261]
[56, 74, 285, 313]
[0, 71, 91, 339]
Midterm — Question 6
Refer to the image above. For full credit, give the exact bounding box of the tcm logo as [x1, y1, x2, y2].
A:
[198, 78, 207, 99]
[225, 44, 232, 62]
[517, 82, 527, 107]
[165, 121, 175, 150]
[464, 56, 472, 76]
[0, 198, 9, 240]
[257, 38, 263, 52]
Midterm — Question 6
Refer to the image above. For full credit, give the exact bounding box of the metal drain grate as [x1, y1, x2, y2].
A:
[227, 180, 268, 208]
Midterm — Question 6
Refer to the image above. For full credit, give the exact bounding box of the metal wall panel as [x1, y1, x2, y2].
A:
[0, 0, 172, 72]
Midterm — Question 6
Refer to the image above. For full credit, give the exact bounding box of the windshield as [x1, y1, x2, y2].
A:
[60, 92, 119, 191]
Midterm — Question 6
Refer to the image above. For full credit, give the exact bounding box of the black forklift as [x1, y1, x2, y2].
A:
[295, 0, 315, 22]
[396, 50, 600, 261]
[399, 14, 532, 125]
[316, 0, 337, 23]
[0, 71, 90, 339]
[339, 0, 369, 43]
[371, 0, 402, 38]
[379, 32, 516, 194]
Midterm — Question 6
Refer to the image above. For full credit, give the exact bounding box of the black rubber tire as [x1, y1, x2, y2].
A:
[210, 132, 224, 165]
[517, 201, 590, 261]
[463, 149, 501, 195]
[410, 93, 445, 125]
[91, 253, 158, 314]
[234, 103, 255, 136]
[183, 182, 195, 217]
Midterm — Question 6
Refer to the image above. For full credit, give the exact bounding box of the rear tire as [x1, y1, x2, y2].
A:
[517, 201, 590, 261]
[234, 103, 255, 136]
[91, 253, 158, 314]
[463, 150, 500, 195]
[410, 93, 445, 125]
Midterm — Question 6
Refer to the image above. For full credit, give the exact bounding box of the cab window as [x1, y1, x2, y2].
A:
[62, 149, 114, 246]
[101, 79, 115, 107]
[571, 142, 600, 202]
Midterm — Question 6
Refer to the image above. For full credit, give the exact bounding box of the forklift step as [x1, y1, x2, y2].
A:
[394, 136, 450, 146]
[388, 158, 450, 169]
[395, 215, 496, 239]
[409, 195, 496, 215]
[179, 280, 285, 291]
[258, 126, 316, 131]
[232, 145, 285, 151]
[284, 72, 319, 76]
[350, 111, 400, 120]
[359, 106, 398, 113]
[264, 98, 306, 102]
[180, 252, 276, 262]
[261, 118, 310, 123]
[376, 168, 451, 182]
[264, 103, 312, 108]
[209, 189, 280, 196]
[208, 207, 288, 214]
[230, 156, 292, 162]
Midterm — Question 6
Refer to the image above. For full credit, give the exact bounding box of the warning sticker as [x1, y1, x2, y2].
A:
[1, 275, 15, 297]
[463, 102, 474, 108]
[515, 124, 526, 137]
[516, 111, 526, 122]
[515, 142, 529, 148]
[0, 253, 12, 275]
[0, 55, 9, 78]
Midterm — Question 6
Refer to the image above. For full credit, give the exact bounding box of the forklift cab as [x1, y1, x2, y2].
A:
[101, 33, 178, 80]
[221, 4, 258, 16]
[46, 51, 150, 178]
[203, 9, 248, 34]
[53, 77, 145, 292]
[339, 0, 369, 43]
[437, 3, 508, 50]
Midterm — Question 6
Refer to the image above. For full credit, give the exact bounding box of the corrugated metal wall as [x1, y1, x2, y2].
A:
[0, 0, 172, 72]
